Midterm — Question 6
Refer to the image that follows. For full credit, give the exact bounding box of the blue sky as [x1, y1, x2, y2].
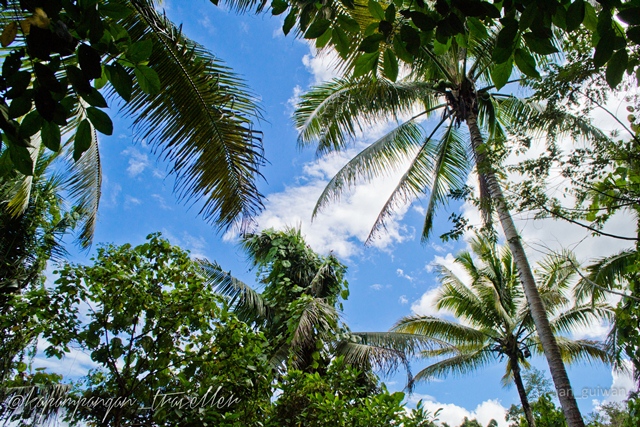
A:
[51, 1, 638, 425]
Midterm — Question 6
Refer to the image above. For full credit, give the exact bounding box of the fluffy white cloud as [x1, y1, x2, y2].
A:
[301, 45, 342, 84]
[411, 398, 509, 427]
[399, 295, 409, 304]
[122, 147, 150, 177]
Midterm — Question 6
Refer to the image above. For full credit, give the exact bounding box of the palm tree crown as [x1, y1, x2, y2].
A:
[393, 234, 615, 427]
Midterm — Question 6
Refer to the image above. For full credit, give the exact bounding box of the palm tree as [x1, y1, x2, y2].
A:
[392, 234, 616, 427]
[0, 0, 265, 245]
[199, 227, 435, 378]
[293, 19, 607, 426]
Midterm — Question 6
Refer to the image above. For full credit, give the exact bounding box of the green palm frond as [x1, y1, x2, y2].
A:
[549, 303, 614, 335]
[573, 249, 636, 303]
[536, 336, 618, 366]
[312, 119, 427, 218]
[289, 297, 339, 349]
[365, 116, 470, 243]
[120, 0, 265, 231]
[197, 259, 269, 323]
[295, 77, 439, 154]
[64, 126, 101, 248]
[413, 346, 494, 383]
[392, 315, 487, 346]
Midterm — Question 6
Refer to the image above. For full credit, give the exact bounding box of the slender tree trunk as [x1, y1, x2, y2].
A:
[511, 354, 536, 427]
[465, 113, 585, 427]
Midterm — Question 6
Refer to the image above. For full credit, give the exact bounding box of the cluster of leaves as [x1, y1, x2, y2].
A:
[249, 0, 640, 89]
[1, 234, 274, 426]
[269, 356, 439, 427]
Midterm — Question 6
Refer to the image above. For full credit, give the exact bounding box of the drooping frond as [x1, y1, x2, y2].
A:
[573, 249, 636, 303]
[312, 119, 426, 218]
[295, 77, 439, 154]
[412, 346, 494, 383]
[392, 315, 486, 347]
[549, 303, 614, 336]
[121, 0, 265, 231]
[197, 259, 269, 323]
[534, 336, 618, 367]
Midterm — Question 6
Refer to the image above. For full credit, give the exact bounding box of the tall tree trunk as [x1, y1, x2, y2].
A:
[511, 354, 536, 427]
[465, 113, 585, 427]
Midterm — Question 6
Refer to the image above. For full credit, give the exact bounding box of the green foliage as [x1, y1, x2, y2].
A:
[268, 356, 439, 427]
[14, 234, 274, 426]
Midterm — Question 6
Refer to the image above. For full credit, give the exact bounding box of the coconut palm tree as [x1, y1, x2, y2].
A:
[393, 234, 615, 427]
[0, 0, 265, 246]
[293, 18, 607, 425]
[199, 227, 436, 379]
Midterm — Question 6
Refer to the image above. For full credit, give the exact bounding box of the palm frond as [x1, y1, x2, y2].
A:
[549, 303, 614, 335]
[412, 346, 494, 383]
[121, 0, 265, 231]
[573, 249, 636, 303]
[197, 258, 269, 323]
[392, 315, 486, 346]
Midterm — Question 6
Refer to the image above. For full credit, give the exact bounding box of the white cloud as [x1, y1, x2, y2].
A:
[124, 195, 142, 208]
[152, 194, 172, 210]
[397, 268, 414, 282]
[399, 295, 409, 304]
[231, 149, 415, 258]
[286, 84, 303, 116]
[122, 147, 150, 177]
[370, 284, 383, 291]
[161, 229, 208, 259]
[302, 46, 342, 84]
[411, 287, 442, 317]
[415, 398, 509, 427]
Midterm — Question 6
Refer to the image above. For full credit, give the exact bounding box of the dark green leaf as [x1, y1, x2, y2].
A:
[8, 144, 32, 175]
[400, 25, 420, 55]
[332, 27, 351, 57]
[353, 52, 378, 78]
[628, 26, 640, 44]
[86, 107, 113, 135]
[383, 48, 398, 81]
[467, 17, 488, 40]
[523, 32, 559, 55]
[134, 65, 161, 95]
[271, 0, 288, 16]
[34, 88, 56, 121]
[78, 44, 102, 80]
[490, 57, 513, 90]
[105, 63, 133, 102]
[359, 34, 384, 53]
[617, 7, 640, 26]
[8, 95, 32, 119]
[18, 110, 43, 139]
[566, 0, 585, 32]
[583, 2, 598, 31]
[410, 12, 437, 32]
[337, 15, 360, 33]
[496, 19, 518, 49]
[368, 0, 385, 20]
[606, 49, 628, 88]
[99, 2, 134, 20]
[80, 88, 108, 108]
[126, 39, 153, 63]
[378, 20, 393, 36]
[393, 33, 413, 63]
[283, 9, 297, 35]
[385, 3, 396, 22]
[514, 48, 540, 78]
[593, 31, 615, 68]
[315, 27, 332, 49]
[41, 120, 61, 151]
[304, 19, 331, 39]
[74, 119, 92, 161]
[492, 46, 513, 64]
[34, 62, 65, 93]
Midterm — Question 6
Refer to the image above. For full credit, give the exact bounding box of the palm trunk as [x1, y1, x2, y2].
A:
[511, 355, 536, 427]
[465, 113, 585, 427]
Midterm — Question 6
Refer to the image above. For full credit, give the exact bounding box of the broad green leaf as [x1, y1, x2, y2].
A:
[8, 144, 33, 175]
[99, 2, 134, 20]
[627, 26, 640, 44]
[283, 8, 297, 35]
[271, 0, 288, 15]
[359, 34, 384, 53]
[332, 27, 351, 57]
[393, 33, 413, 63]
[523, 32, 558, 55]
[583, 2, 598, 31]
[566, 0, 585, 32]
[593, 31, 615, 68]
[86, 107, 113, 135]
[41, 120, 61, 151]
[337, 15, 360, 33]
[368, 0, 385, 20]
[605, 49, 628, 88]
[74, 119, 92, 161]
[353, 52, 379, 78]
[134, 65, 161, 95]
[18, 110, 43, 139]
[304, 19, 331, 39]
[514, 48, 540, 78]
[491, 58, 513, 90]
[467, 17, 488, 40]
[80, 88, 108, 108]
[315, 28, 332, 49]
[617, 7, 640, 26]
[383, 48, 398, 81]
[105, 63, 133, 102]
[8, 95, 32, 119]
[127, 39, 153, 63]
